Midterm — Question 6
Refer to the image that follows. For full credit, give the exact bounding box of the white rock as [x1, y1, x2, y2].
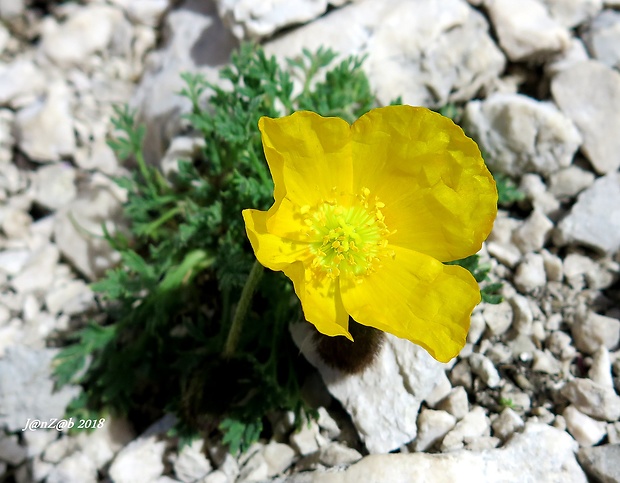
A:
[437, 386, 470, 420]
[485, 0, 570, 61]
[563, 405, 607, 446]
[552, 61, 620, 174]
[0, 207, 32, 239]
[316, 407, 340, 440]
[43, 436, 77, 464]
[46, 451, 98, 483]
[487, 241, 522, 268]
[546, 37, 591, 75]
[0, 59, 46, 108]
[202, 471, 229, 483]
[468, 353, 501, 388]
[238, 446, 269, 482]
[542, 250, 564, 282]
[14, 81, 76, 163]
[39, 5, 123, 67]
[109, 0, 170, 27]
[318, 442, 362, 467]
[0, 248, 30, 275]
[108, 436, 166, 483]
[424, 371, 453, 407]
[556, 173, 620, 254]
[463, 93, 581, 177]
[467, 311, 486, 344]
[546, 330, 576, 360]
[296, 423, 585, 482]
[482, 301, 513, 336]
[589, 346, 614, 388]
[508, 294, 534, 335]
[216, 0, 352, 40]
[440, 406, 490, 452]
[512, 210, 554, 254]
[571, 310, 620, 354]
[519, 174, 560, 215]
[289, 420, 328, 456]
[75, 418, 134, 470]
[564, 253, 614, 290]
[514, 253, 547, 294]
[413, 409, 457, 452]
[539, 0, 602, 28]
[22, 430, 58, 458]
[561, 378, 620, 421]
[0, 346, 80, 432]
[9, 245, 59, 295]
[265, 0, 505, 109]
[54, 183, 125, 280]
[582, 9, 620, 69]
[491, 407, 524, 441]
[32, 163, 77, 210]
[532, 349, 562, 374]
[173, 439, 212, 483]
[290, 324, 446, 453]
[262, 441, 295, 476]
[0, 0, 25, 19]
[0, 434, 28, 465]
[44, 279, 94, 316]
[0, 304, 9, 326]
[549, 166, 596, 199]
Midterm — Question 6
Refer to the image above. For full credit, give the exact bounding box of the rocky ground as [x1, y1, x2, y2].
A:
[1, 0, 620, 482]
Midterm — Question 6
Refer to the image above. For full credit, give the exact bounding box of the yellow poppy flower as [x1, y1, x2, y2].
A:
[242, 105, 497, 362]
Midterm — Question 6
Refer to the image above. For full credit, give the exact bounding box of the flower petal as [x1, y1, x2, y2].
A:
[242, 208, 310, 271]
[351, 105, 497, 262]
[283, 262, 352, 339]
[259, 112, 353, 207]
[340, 245, 480, 362]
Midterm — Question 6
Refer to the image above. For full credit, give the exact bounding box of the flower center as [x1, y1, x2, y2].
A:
[302, 188, 393, 280]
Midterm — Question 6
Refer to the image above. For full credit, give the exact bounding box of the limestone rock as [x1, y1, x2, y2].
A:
[514, 253, 547, 294]
[264, 0, 505, 108]
[463, 93, 581, 177]
[0, 59, 46, 108]
[440, 406, 490, 452]
[563, 405, 607, 446]
[32, 163, 77, 211]
[485, 0, 570, 61]
[548, 166, 595, 199]
[551, 60, 620, 174]
[561, 378, 620, 421]
[539, 0, 602, 28]
[571, 310, 620, 354]
[290, 323, 447, 453]
[216, 0, 352, 40]
[108, 436, 166, 483]
[491, 407, 524, 441]
[14, 81, 76, 163]
[582, 9, 620, 69]
[413, 409, 456, 452]
[577, 444, 620, 483]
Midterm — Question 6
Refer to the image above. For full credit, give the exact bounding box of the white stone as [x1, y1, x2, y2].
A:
[413, 409, 457, 452]
[482, 301, 513, 336]
[0, 59, 46, 108]
[424, 371, 453, 407]
[173, 439, 212, 483]
[318, 442, 363, 467]
[216, 0, 352, 40]
[532, 349, 562, 374]
[561, 378, 620, 421]
[32, 163, 77, 210]
[539, 0, 602, 28]
[468, 353, 501, 388]
[512, 210, 554, 254]
[514, 253, 547, 294]
[289, 420, 328, 455]
[564, 253, 614, 290]
[0, 207, 32, 239]
[44, 279, 94, 316]
[39, 5, 123, 67]
[519, 174, 560, 215]
[109, 0, 170, 27]
[290, 324, 446, 453]
[491, 407, 524, 441]
[508, 294, 534, 335]
[467, 311, 486, 344]
[0, 248, 30, 276]
[75, 418, 134, 470]
[463, 93, 581, 177]
[46, 451, 98, 483]
[547, 330, 576, 360]
[0, 434, 28, 465]
[551, 60, 620, 174]
[563, 405, 607, 446]
[0, 0, 25, 19]
[262, 441, 295, 476]
[485, 0, 570, 61]
[108, 436, 166, 483]
[440, 406, 490, 452]
[572, 310, 620, 354]
[549, 166, 596, 199]
[546, 37, 591, 75]
[238, 446, 269, 482]
[582, 9, 620, 69]
[589, 346, 614, 388]
[22, 430, 58, 458]
[14, 81, 76, 163]
[265, 0, 505, 109]
[437, 386, 469, 420]
[54, 183, 125, 280]
[316, 407, 340, 440]
[9, 245, 59, 295]
[43, 437, 77, 464]
[556, 173, 620, 254]
[202, 471, 229, 483]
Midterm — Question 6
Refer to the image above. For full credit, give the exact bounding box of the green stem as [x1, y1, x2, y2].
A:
[223, 261, 263, 357]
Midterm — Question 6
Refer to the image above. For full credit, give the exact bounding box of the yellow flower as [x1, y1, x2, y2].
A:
[242, 105, 497, 362]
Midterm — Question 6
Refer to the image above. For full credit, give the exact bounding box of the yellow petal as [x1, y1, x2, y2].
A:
[283, 262, 352, 339]
[351, 105, 497, 262]
[259, 112, 353, 207]
[242, 208, 310, 271]
[340, 245, 480, 362]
